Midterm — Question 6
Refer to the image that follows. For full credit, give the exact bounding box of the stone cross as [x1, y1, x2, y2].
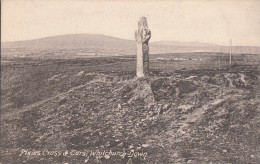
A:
[135, 17, 151, 77]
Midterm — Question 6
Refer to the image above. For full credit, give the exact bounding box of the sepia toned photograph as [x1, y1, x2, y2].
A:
[1, 0, 260, 163]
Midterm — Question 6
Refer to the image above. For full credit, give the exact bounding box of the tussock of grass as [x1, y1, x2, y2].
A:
[1, 64, 259, 163]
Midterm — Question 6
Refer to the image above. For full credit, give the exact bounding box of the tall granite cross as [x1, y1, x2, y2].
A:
[135, 17, 151, 77]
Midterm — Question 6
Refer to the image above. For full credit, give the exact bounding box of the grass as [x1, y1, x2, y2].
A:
[1, 53, 260, 163]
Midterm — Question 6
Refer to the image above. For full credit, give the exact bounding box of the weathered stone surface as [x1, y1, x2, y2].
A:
[135, 17, 151, 77]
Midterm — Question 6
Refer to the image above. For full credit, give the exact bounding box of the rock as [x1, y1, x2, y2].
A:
[75, 71, 84, 76]
[105, 141, 111, 147]
[127, 158, 133, 164]
[157, 104, 163, 115]
[104, 155, 110, 159]
[117, 104, 122, 109]
[142, 144, 149, 148]
[148, 111, 153, 115]
[117, 143, 123, 147]
[222, 149, 227, 153]
[147, 103, 155, 109]
[158, 108, 163, 115]
[84, 158, 89, 163]
[136, 147, 142, 150]
[187, 160, 192, 164]
[129, 145, 134, 149]
[201, 75, 211, 83]
[163, 103, 171, 110]
[251, 155, 255, 158]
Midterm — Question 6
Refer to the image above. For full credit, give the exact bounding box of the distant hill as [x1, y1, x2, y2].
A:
[1, 34, 135, 49]
[151, 41, 220, 47]
[2, 34, 260, 58]
[2, 34, 219, 49]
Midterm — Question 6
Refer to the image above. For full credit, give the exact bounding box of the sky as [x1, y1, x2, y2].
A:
[2, 0, 260, 46]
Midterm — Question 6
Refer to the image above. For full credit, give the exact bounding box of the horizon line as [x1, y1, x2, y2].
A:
[2, 33, 260, 47]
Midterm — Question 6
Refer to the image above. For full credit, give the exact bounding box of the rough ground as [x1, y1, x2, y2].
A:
[1, 58, 260, 164]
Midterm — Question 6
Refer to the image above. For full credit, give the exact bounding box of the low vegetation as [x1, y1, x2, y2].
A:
[1, 53, 259, 163]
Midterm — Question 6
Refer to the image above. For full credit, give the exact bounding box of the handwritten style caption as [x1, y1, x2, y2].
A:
[19, 149, 148, 160]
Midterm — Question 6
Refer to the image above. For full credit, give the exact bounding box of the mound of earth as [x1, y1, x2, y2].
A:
[1, 71, 259, 163]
